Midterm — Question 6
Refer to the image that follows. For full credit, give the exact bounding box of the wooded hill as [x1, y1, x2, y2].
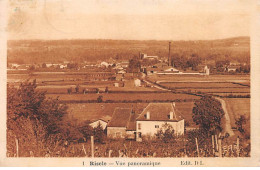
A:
[7, 36, 250, 64]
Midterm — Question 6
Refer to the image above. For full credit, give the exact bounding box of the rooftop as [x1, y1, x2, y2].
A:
[107, 108, 132, 127]
[136, 103, 183, 122]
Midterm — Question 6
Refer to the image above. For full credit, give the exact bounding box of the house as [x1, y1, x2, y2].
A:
[140, 53, 159, 60]
[106, 102, 185, 141]
[17, 65, 29, 70]
[135, 103, 184, 141]
[89, 119, 108, 130]
[146, 66, 179, 75]
[158, 66, 180, 74]
[100, 61, 110, 68]
[89, 116, 111, 130]
[46, 63, 53, 68]
[120, 61, 129, 68]
[107, 108, 133, 138]
[114, 82, 119, 87]
[113, 82, 124, 87]
[10, 63, 20, 69]
[60, 64, 67, 69]
[134, 79, 141, 87]
[204, 65, 210, 75]
[117, 70, 126, 74]
[226, 66, 239, 72]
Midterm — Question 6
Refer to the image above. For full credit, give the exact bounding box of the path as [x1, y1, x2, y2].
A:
[215, 97, 235, 136]
[142, 79, 171, 91]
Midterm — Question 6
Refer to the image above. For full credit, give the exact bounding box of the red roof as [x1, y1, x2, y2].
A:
[107, 108, 132, 127]
[136, 103, 183, 122]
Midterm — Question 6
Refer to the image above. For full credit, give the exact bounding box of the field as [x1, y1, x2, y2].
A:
[7, 72, 250, 133]
[149, 74, 250, 83]
[46, 93, 199, 101]
[224, 98, 250, 129]
[159, 82, 248, 88]
[150, 75, 250, 97]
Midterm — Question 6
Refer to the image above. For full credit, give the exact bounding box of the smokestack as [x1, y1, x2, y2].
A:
[168, 42, 171, 66]
[146, 111, 150, 120]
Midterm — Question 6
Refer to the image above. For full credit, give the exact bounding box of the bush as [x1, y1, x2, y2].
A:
[93, 123, 106, 144]
[155, 123, 176, 143]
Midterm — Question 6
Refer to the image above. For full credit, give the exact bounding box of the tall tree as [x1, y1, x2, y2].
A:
[7, 80, 68, 156]
[192, 96, 224, 135]
[128, 56, 141, 73]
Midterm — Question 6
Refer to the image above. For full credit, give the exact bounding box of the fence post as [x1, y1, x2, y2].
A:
[109, 150, 112, 158]
[91, 136, 94, 158]
[195, 137, 200, 157]
[215, 135, 218, 151]
[15, 138, 19, 157]
[212, 135, 215, 156]
[218, 138, 222, 157]
[237, 136, 240, 157]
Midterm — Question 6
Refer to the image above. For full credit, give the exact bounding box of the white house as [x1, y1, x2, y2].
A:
[100, 62, 109, 68]
[204, 65, 210, 75]
[118, 70, 126, 74]
[106, 103, 184, 141]
[226, 66, 239, 72]
[114, 82, 119, 87]
[134, 79, 141, 87]
[140, 53, 159, 60]
[135, 103, 184, 141]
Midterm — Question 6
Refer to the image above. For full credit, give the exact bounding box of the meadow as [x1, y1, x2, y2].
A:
[224, 98, 250, 129]
[149, 74, 250, 83]
[46, 93, 199, 102]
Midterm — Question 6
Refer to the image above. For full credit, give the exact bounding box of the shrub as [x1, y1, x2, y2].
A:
[155, 123, 176, 143]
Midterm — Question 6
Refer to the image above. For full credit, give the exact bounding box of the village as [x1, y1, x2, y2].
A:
[7, 39, 251, 157]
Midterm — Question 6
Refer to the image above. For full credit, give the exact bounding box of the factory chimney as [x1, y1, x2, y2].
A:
[168, 42, 171, 66]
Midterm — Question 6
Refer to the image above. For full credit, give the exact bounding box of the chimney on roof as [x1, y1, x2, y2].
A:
[172, 102, 176, 107]
[170, 111, 173, 120]
[146, 111, 150, 120]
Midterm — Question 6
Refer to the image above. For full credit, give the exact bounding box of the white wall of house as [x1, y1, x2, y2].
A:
[134, 79, 141, 87]
[107, 127, 126, 138]
[89, 120, 107, 130]
[126, 131, 136, 139]
[136, 120, 184, 140]
[114, 83, 119, 87]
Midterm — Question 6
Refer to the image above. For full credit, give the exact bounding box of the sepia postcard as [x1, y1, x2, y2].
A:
[0, 0, 260, 167]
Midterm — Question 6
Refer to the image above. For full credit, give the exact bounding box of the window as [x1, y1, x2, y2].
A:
[155, 125, 159, 128]
[138, 123, 141, 130]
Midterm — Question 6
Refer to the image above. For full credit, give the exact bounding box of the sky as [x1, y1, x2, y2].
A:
[7, 0, 253, 40]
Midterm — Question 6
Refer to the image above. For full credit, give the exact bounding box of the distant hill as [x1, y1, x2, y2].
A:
[7, 36, 250, 64]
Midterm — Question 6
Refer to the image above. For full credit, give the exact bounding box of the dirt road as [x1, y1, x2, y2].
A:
[215, 97, 235, 136]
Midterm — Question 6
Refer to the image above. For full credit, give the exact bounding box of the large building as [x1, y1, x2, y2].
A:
[135, 103, 184, 141]
[140, 53, 159, 60]
[106, 103, 184, 141]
